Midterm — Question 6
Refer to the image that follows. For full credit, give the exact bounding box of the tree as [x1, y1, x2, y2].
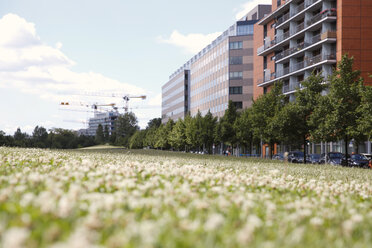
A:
[14, 128, 28, 147]
[168, 118, 187, 151]
[32, 126, 48, 148]
[48, 128, 78, 149]
[115, 112, 139, 147]
[146, 118, 162, 129]
[311, 54, 364, 164]
[273, 72, 325, 163]
[250, 82, 284, 158]
[234, 108, 256, 155]
[201, 110, 217, 153]
[219, 101, 239, 153]
[155, 120, 174, 150]
[357, 83, 372, 142]
[184, 113, 198, 150]
[104, 125, 110, 142]
[129, 130, 146, 149]
[95, 124, 105, 144]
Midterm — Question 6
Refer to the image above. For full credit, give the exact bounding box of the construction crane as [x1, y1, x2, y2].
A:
[60, 102, 118, 113]
[60, 92, 147, 113]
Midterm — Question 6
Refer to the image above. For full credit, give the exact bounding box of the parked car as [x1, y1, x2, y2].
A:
[319, 152, 344, 165]
[288, 151, 304, 163]
[272, 153, 284, 161]
[307, 154, 321, 164]
[361, 153, 372, 161]
[341, 154, 370, 168]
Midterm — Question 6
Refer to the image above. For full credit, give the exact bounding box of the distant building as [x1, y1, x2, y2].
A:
[86, 111, 120, 136]
[161, 5, 271, 123]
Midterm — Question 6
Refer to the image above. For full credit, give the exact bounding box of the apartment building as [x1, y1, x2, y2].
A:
[254, 0, 372, 100]
[253, 0, 372, 154]
[162, 5, 271, 122]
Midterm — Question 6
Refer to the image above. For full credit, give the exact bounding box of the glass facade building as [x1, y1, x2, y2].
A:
[162, 4, 271, 121]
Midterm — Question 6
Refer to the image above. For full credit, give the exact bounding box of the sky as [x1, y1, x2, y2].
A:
[0, 0, 271, 134]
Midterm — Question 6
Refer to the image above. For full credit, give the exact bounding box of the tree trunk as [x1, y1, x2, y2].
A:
[303, 136, 307, 164]
[344, 137, 348, 166]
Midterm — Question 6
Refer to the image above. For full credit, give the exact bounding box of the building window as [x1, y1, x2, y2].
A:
[264, 87, 268, 95]
[277, 0, 281, 7]
[229, 86, 243, 95]
[263, 56, 267, 69]
[230, 56, 243, 65]
[229, 41, 243, 50]
[229, 71, 243, 80]
[264, 25, 267, 38]
[233, 101, 243, 109]
[237, 24, 254, 36]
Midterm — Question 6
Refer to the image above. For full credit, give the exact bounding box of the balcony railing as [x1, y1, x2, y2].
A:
[292, 22, 305, 35]
[277, 12, 290, 26]
[294, 2, 305, 15]
[275, 31, 337, 61]
[282, 82, 304, 93]
[307, 8, 337, 26]
[258, 9, 337, 55]
[259, 54, 336, 85]
[291, 60, 305, 73]
[276, 0, 318, 27]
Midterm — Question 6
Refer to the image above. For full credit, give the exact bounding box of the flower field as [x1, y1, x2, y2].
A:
[1, 147, 372, 248]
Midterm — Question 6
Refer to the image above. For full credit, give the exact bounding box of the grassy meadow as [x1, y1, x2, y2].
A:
[1, 147, 372, 247]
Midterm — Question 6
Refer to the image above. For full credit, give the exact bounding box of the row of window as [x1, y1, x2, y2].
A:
[229, 41, 243, 50]
[229, 71, 243, 79]
[229, 86, 243, 95]
[230, 56, 243, 65]
[237, 24, 254, 36]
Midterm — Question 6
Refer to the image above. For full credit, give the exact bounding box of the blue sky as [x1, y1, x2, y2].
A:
[0, 0, 270, 134]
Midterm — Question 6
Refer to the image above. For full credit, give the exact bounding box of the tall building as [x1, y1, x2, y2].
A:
[162, 5, 271, 123]
[254, 0, 372, 100]
[253, 0, 372, 154]
[162, 69, 190, 124]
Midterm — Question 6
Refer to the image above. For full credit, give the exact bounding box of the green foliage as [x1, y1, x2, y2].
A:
[155, 120, 174, 149]
[115, 112, 139, 147]
[32, 126, 48, 148]
[311, 54, 364, 157]
[250, 82, 284, 157]
[219, 101, 239, 146]
[357, 84, 372, 139]
[129, 130, 147, 149]
[103, 125, 110, 142]
[95, 124, 105, 144]
[169, 118, 187, 150]
[234, 108, 255, 151]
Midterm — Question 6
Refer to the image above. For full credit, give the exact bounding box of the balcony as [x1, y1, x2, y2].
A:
[307, 8, 337, 27]
[257, 8, 337, 56]
[275, 30, 336, 62]
[282, 81, 304, 94]
[291, 22, 305, 35]
[276, 0, 320, 29]
[258, 53, 336, 86]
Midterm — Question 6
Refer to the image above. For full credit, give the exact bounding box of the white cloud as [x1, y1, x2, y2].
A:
[0, 13, 146, 103]
[235, 0, 272, 20]
[157, 30, 222, 54]
[148, 93, 161, 107]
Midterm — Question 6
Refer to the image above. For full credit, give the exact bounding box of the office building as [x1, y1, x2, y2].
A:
[162, 5, 271, 122]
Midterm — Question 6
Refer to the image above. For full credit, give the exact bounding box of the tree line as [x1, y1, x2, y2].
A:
[128, 55, 372, 163]
[1, 55, 371, 160]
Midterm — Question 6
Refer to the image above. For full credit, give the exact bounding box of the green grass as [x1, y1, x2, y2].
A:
[0, 147, 372, 247]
